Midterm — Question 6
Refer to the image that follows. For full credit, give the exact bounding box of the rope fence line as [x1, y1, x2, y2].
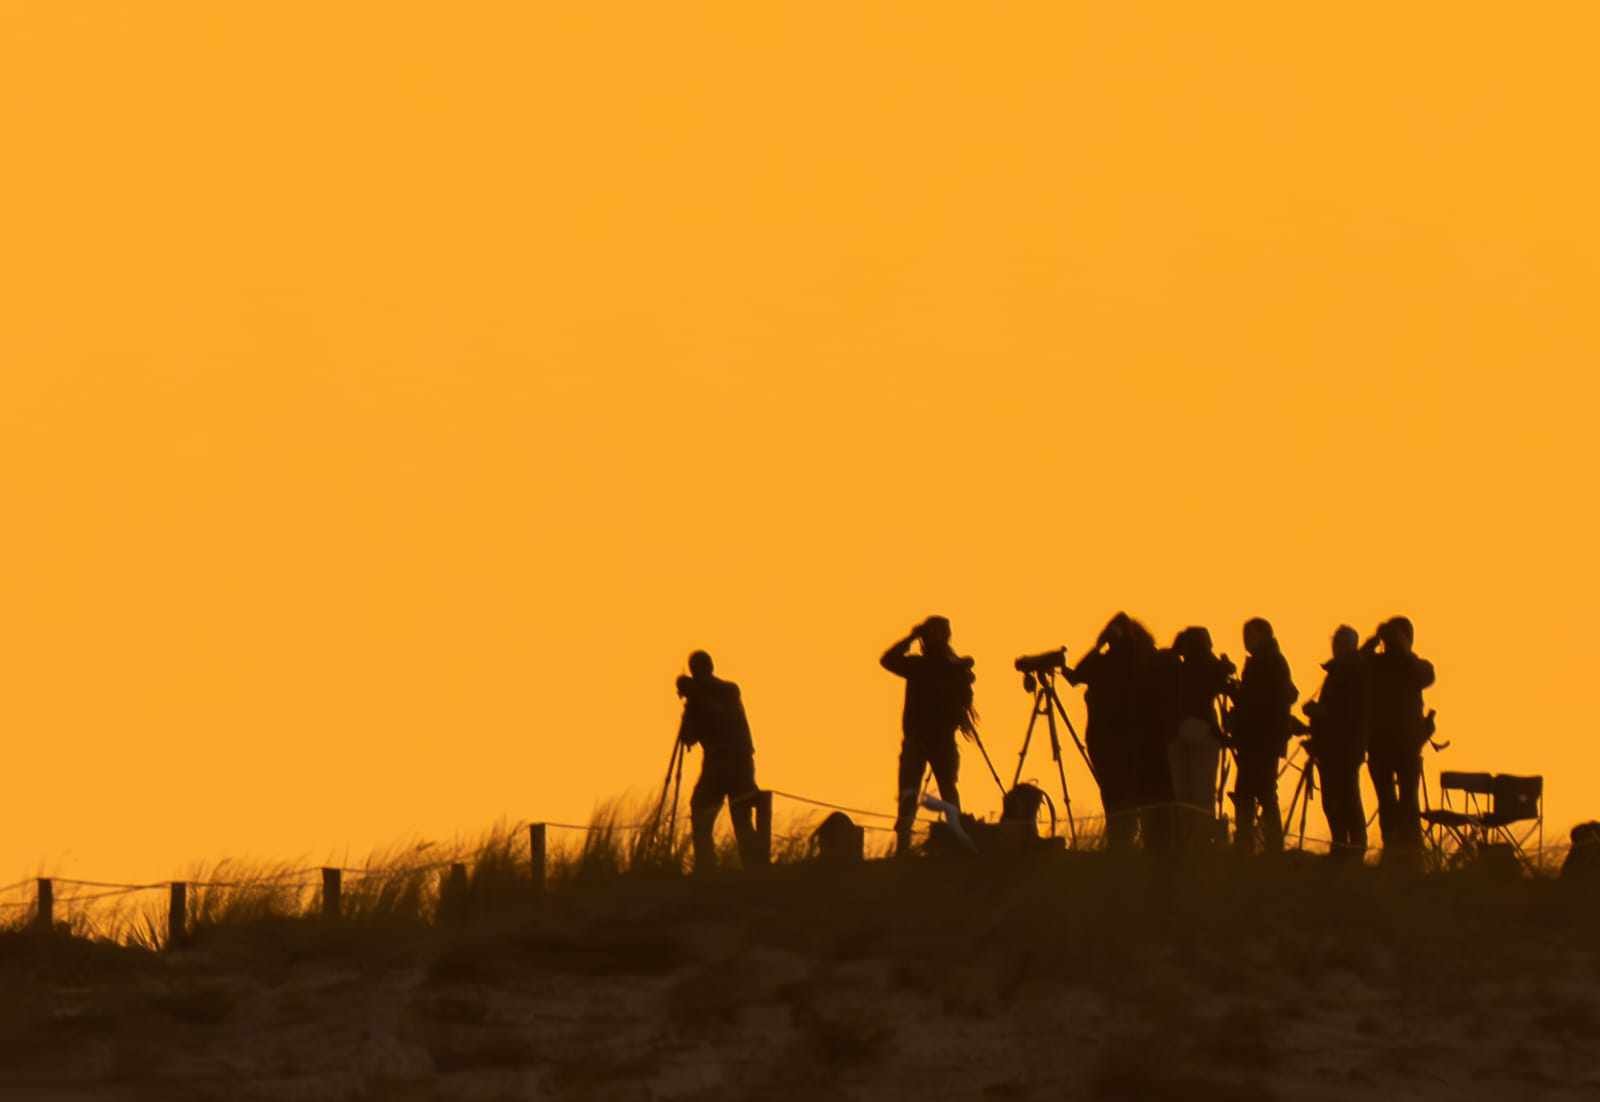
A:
[765, 789, 902, 822]
[53, 878, 170, 891]
[541, 820, 654, 833]
[7, 780, 1519, 943]
[0, 783, 927, 928]
[53, 886, 161, 905]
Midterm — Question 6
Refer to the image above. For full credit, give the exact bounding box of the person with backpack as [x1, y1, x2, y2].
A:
[1226, 617, 1298, 854]
[881, 616, 978, 855]
[677, 650, 763, 873]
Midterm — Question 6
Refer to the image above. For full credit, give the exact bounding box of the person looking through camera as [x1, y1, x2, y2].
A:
[677, 650, 763, 873]
[881, 616, 977, 855]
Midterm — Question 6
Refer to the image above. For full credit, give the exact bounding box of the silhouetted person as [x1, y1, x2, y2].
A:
[1167, 627, 1235, 848]
[677, 651, 762, 873]
[1137, 635, 1181, 852]
[1066, 613, 1156, 850]
[1562, 822, 1600, 881]
[1363, 617, 1435, 857]
[1303, 625, 1370, 860]
[881, 616, 977, 854]
[1227, 618, 1298, 854]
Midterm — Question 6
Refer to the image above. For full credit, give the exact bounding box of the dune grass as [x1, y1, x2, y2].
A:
[0, 794, 1582, 959]
[1, 799, 1596, 1100]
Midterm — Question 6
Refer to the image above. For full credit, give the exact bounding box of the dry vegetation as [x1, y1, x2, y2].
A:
[1, 803, 1597, 1101]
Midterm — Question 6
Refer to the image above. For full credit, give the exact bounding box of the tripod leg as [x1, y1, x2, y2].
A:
[665, 740, 686, 855]
[971, 731, 1009, 801]
[653, 737, 683, 826]
[1041, 701, 1076, 843]
[1286, 768, 1308, 851]
[1012, 699, 1042, 789]
[1298, 761, 1314, 850]
[1046, 683, 1097, 783]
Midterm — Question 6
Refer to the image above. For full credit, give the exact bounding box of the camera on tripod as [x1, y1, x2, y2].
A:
[1014, 647, 1068, 692]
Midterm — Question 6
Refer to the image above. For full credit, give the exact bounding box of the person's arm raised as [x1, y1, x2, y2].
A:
[880, 629, 919, 676]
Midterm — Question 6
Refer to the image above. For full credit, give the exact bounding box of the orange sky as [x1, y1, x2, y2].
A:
[3, 4, 1597, 881]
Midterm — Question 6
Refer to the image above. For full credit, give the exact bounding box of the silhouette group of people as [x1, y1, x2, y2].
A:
[674, 612, 1434, 871]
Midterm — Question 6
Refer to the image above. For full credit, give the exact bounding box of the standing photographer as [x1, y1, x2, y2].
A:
[1364, 617, 1435, 857]
[1066, 612, 1156, 850]
[1167, 627, 1235, 847]
[881, 616, 978, 855]
[1303, 625, 1370, 860]
[677, 650, 763, 873]
[1228, 618, 1298, 854]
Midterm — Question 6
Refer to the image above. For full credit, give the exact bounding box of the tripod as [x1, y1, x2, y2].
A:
[650, 734, 689, 851]
[1213, 694, 1233, 823]
[1282, 739, 1317, 851]
[1011, 666, 1095, 845]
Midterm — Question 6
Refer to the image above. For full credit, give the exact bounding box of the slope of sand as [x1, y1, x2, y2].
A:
[2, 853, 1598, 1101]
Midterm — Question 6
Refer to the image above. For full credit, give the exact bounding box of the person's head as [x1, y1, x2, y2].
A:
[1121, 616, 1156, 653]
[687, 650, 714, 679]
[919, 615, 952, 652]
[1243, 617, 1274, 656]
[1175, 626, 1214, 659]
[1100, 613, 1130, 648]
[1331, 625, 1359, 659]
[1380, 616, 1415, 654]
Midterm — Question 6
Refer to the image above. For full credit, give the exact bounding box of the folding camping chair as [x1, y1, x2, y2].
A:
[1422, 772, 1543, 871]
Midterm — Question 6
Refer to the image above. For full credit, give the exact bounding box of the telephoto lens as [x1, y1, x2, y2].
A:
[1014, 647, 1068, 675]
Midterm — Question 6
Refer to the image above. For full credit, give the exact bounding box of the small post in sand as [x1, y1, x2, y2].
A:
[529, 823, 547, 897]
[33, 878, 52, 934]
[168, 882, 187, 951]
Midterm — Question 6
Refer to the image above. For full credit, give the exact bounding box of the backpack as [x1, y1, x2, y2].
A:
[1001, 783, 1057, 838]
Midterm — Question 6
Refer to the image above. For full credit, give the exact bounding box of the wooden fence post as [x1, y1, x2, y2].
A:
[753, 791, 773, 866]
[34, 878, 53, 934]
[168, 882, 187, 951]
[529, 824, 547, 897]
[321, 868, 341, 921]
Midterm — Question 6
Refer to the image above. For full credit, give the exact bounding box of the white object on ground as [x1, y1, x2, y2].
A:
[920, 796, 978, 853]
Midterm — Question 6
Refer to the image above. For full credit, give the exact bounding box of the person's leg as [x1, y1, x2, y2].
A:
[689, 763, 725, 874]
[894, 742, 927, 853]
[1320, 759, 1352, 854]
[1232, 752, 1260, 854]
[728, 755, 764, 868]
[1135, 738, 1174, 853]
[1258, 758, 1283, 853]
[1348, 762, 1369, 855]
[1102, 749, 1139, 851]
[1192, 740, 1221, 848]
[1167, 733, 1195, 848]
[1368, 755, 1397, 848]
[1173, 720, 1218, 848]
[1231, 793, 1257, 854]
[928, 739, 961, 811]
[1396, 753, 1424, 851]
